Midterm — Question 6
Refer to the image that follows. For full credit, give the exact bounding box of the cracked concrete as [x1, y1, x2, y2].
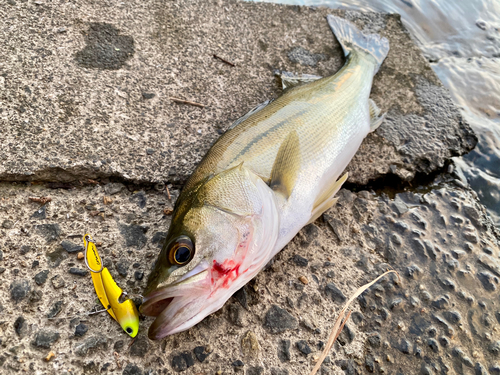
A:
[1, 0, 475, 186]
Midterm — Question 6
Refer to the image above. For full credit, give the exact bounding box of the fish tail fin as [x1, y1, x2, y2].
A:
[327, 15, 389, 74]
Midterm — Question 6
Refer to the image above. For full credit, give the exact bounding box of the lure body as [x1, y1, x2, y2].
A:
[83, 234, 139, 337]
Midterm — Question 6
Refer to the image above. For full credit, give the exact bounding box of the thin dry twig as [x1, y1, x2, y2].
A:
[308, 270, 400, 375]
[169, 97, 205, 108]
[28, 196, 52, 205]
[213, 54, 236, 67]
[166, 185, 172, 200]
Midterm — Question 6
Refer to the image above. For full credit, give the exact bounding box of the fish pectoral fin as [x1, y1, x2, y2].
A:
[369, 99, 386, 132]
[228, 100, 272, 130]
[275, 70, 323, 90]
[269, 130, 301, 198]
[308, 173, 348, 224]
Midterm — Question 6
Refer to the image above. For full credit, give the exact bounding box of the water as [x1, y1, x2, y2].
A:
[253, 0, 500, 226]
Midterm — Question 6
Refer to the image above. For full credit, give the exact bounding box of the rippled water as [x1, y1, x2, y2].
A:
[253, 0, 500, 226]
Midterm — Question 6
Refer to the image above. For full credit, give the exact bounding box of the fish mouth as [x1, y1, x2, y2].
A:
[140, 262, 211, 339]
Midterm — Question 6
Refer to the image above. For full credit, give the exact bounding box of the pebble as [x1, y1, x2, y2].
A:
[69, 268, 89, 277]
[34, 270, 49, 285]
[14, 316, 26, 337]
[151, 232, 167, 248]
[171, 352, 194, 372]
[77, 252, 84, 260]
[116, 260, 129, 277]
[232, 360, 245, 367]
[134, 270, 144, 281]
[104, 182, 125, 195]
[32, 330, 60, 348]
[264, 305, 298, 333]
[46, 246, 68, 267]
[291, 255, 308, 267]
[51, 275, 66, 289]
[75, 323, 88, 337]
[2, 219, 14, 229]
[46, 301, 64, 318]
[74, 336, 108, 356]
[193, 346, 212, 362]
[241, 331, 259, 359]
[298, 276, 308, 285]
[114, 340, 125, 352]
[32, 206, 46, 219]
[247, 366, 264, 375]
[324, 282, 347, 303]
[277, 339, 291, 362]
[122, 363, 143, 375]
[119, 224, 147, 249]
[130, 336, 149, 357]
[61, 240, 84, 253]
[271, 369, 289, 375]
[228, 303, 245, 326]
[296, 340, 312, 355]
[10, 279, 31, 302]
[35, 224, 61, 242]
[20, 245, 31, 255]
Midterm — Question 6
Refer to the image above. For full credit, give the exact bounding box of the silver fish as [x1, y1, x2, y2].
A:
[141, 15, 389, 339]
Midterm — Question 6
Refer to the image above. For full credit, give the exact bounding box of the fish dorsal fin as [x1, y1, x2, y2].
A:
[228, 100, 271, 130]
[276, 70, 323, 90]
[270, 130, 301, 198]
[308, 172, 348, 224]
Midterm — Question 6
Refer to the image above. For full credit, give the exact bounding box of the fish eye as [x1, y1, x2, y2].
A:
[168, 236, 194, 266]
[125, 327, 133, 334]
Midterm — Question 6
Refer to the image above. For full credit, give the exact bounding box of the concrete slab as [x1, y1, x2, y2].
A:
[0, 175, 499, 374]
[1, 0, 476, 186]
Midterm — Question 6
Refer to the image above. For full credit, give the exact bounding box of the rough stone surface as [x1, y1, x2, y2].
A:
[0, 0, 474, 186]
[74, 336, 108, 356]
[264, 305, 298, 333]
[9, 279, 31, 303]
[0, 1, 495, 375]
[32, 330, 60, 349]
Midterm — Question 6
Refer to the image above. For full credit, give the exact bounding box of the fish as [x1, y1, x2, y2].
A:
[140, 15, 390, 339]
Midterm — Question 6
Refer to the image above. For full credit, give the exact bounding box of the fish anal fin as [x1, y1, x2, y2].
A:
[270, 130, 301, 198]
[308, 197, 339, 225]
[369, 99, 386, 132]
[309, 173, 348, 224]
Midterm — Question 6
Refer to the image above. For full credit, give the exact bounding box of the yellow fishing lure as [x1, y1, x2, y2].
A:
[83, 234, 139, 337]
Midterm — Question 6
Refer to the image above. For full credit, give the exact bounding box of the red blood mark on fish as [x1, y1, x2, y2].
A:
[211, 227, 253, 289]
[211, 259, 241, 289]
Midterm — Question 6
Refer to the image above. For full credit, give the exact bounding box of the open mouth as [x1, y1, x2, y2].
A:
[140, 296, 174, 317]
[140, 262, 211, 318]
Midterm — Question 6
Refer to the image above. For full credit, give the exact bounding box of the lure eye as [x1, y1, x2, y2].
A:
[168, 236, 194, 266]
[125, 327, 133, 334]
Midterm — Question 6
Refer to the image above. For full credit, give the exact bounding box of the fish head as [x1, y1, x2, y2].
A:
[141, 164, 279, 339]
